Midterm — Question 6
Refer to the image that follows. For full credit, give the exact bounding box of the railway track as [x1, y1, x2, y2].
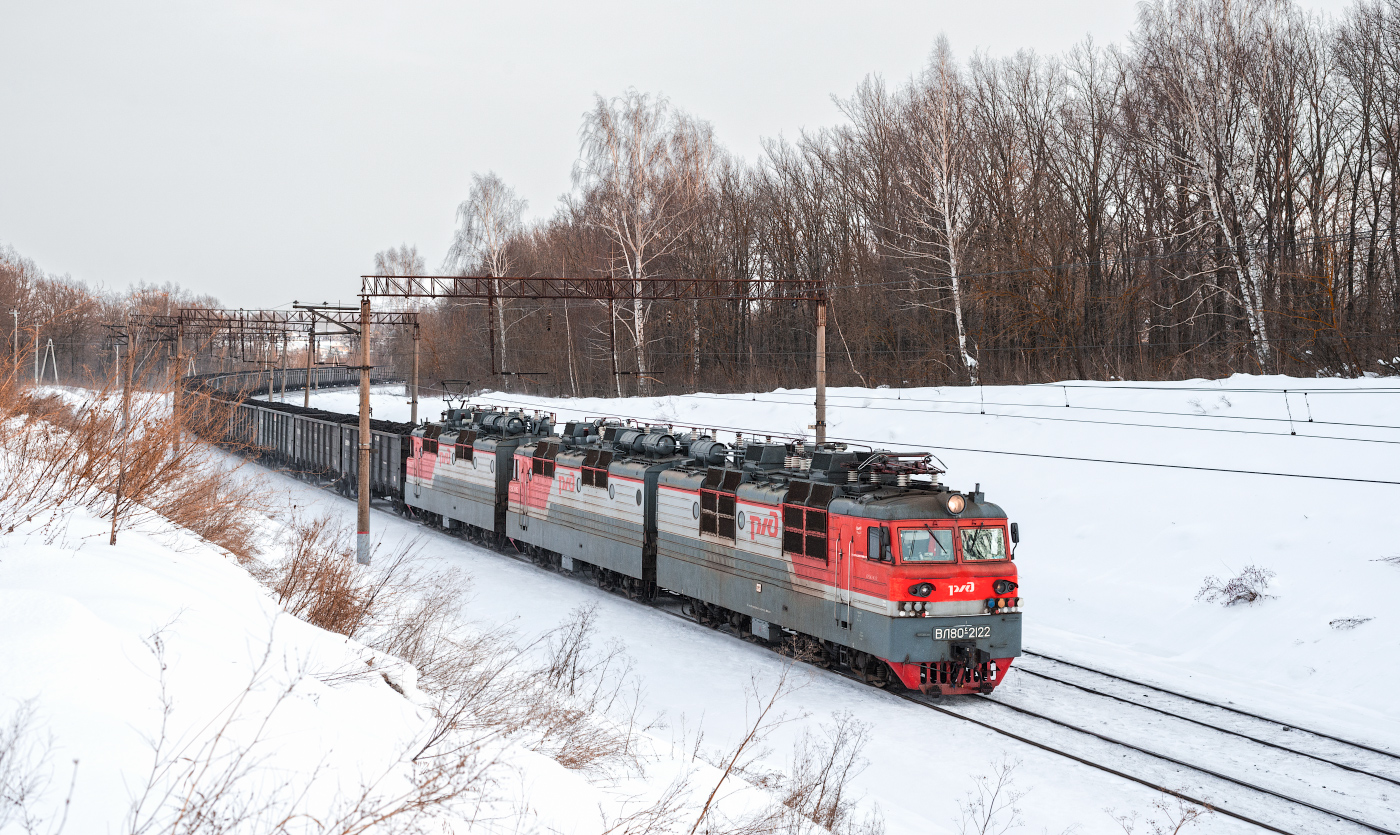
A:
[273, 465, 1398, 835]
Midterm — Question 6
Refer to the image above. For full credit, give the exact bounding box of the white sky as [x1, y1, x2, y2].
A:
[0, 0, 1353, 309]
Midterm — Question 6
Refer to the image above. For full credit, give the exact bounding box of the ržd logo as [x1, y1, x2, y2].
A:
[948, 582, 976, 595]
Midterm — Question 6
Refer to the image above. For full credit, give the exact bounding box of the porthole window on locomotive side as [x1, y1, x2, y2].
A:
[608, 484, 615, 500]
[737, 511, 746, 530]
[635, 489, 642, 506]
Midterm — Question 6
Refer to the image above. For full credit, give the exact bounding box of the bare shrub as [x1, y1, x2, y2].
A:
[126, 635, 496, 835]
[956, 758, 1024, 835]
[1, 701, 75, 835]
[0, 369, 266, 560]
[408, 603, 657, 779]
[1330, 617, 1373, 630]
[1107, 795, 1210, 834]
[267, 512, 375, 636]
[771, 712, 876, 835]
[1196, 565, 1276, 606]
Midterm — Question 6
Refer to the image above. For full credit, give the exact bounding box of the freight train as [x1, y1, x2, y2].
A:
[195, 370, 1022, 695]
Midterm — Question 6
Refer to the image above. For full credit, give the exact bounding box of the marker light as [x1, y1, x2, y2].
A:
[997, 598, 1007, 608]
[986, 598, 998, 609]
[946, 494, 966, 514]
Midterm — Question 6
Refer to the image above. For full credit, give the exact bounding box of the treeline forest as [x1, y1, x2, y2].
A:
[387, 0, 1400, 398]
[8, 0, 1400, 397]
[0, 246, 220, 385]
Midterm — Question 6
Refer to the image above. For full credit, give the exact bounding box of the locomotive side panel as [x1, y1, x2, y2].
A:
[536, 459, 646, 579]
[405, 434, 499, 530]
[655, 476, 852, 644]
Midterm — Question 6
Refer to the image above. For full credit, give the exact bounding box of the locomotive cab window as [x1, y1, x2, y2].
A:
[866, 526, 892, 562]
[900, 527, 954, 563]
[960, 527, 1008, 561]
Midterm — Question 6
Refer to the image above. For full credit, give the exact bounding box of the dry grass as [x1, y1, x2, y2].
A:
[254, 515, 892, 834]
[1196, 565, 1276, 606]
[0, 368, 266, 560]
[125, 634, 496, 835]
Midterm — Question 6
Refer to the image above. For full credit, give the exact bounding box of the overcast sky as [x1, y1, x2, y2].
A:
[0, 0, 1352, 308]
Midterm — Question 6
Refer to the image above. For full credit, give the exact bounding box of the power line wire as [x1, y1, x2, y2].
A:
[393, 384, 1400, 487]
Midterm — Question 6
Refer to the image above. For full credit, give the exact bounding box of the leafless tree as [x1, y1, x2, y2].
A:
[575, 89, 716, 395]
[444, 173, 526, 374]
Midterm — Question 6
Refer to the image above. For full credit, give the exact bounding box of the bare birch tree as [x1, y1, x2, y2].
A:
[900, 36, 980, 382]
[575, 89, 715, 395]
[445, 172, 527, 374]
[1134, 0, 1296, 372]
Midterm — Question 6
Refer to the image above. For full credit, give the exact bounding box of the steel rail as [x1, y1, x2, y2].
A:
[965, 694, 1397, 835]
[1011, 665, 1400, 788]
[1023, 651, 1400, 760]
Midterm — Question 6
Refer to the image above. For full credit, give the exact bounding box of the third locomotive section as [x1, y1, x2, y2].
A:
[404, 405, 1023, 695]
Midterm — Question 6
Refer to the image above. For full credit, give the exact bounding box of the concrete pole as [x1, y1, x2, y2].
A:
[33, 329, 38, 386]
[815, 300, 827, 446]
[173, 324, 183, 455]
[356, 296, 372, 565]
[280, 332, 288, 400]
[304, 327, 314, 408]
[111, 321, 134, 546]
[410, 323, 419, 425]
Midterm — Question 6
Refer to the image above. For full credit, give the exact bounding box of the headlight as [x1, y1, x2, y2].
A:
[946, 494, 966, 514]
[908, 582, 934, 597]
[993, 579, 1018, 595]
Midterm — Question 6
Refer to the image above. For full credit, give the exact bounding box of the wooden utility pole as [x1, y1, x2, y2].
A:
[814, 300, 827, 445]
[410, 322, 419, 424]
[356, 296, 372, 564]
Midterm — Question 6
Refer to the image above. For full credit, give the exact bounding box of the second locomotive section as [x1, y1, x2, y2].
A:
[406, 408, 1023, 695]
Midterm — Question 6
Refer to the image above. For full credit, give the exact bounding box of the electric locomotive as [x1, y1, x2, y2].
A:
[408, 409, 1022, 695]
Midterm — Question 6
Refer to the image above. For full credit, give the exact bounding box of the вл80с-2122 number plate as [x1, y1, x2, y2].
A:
[932, 625, 992, 640]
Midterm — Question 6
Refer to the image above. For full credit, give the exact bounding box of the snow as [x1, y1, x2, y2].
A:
[4, 374, 1395, 834]
[0, 412, 853, 833]
[267, 374, 1400, 831]
[0, 507, 425, 833]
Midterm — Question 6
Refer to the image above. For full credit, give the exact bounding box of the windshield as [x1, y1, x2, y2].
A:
[961, 527, 1008, 561]
[900, 528, 955, 562]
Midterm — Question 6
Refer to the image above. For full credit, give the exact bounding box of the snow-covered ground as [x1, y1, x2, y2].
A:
[4, 375, 1394, 834]
[264, 374, 1400, 832]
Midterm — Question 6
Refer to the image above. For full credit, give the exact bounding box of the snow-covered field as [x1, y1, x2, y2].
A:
[3, 375, 1395, 834]
[270, 375, 1400, 831]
